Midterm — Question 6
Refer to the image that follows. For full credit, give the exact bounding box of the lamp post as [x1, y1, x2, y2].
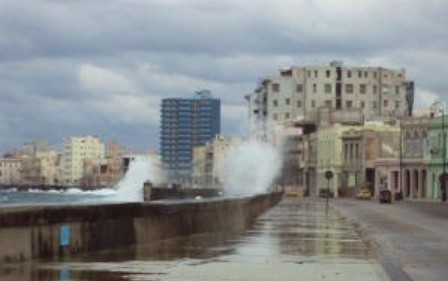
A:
[389, 111, 405, 199]
[430, 101, 447, 202]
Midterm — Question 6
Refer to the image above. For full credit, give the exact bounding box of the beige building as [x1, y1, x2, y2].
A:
[341, 122, 400, 198]
[246, 61, 414, 140]
[62, 135, 105, 186]
[0, 158, 22, 185]
[82, 141, 126, 187]
[192, 135, 241, 188]
[21, 150, 60, 186]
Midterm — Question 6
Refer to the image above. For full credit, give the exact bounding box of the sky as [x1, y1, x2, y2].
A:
[0, 0, 447, 153]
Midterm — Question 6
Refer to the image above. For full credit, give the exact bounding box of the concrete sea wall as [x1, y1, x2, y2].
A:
[0, 192, 282, 264]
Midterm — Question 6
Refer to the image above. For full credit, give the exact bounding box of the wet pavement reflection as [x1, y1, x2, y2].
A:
[0, 199, 390, 281]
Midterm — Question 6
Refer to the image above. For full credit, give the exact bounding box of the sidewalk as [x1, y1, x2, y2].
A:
[333, 199, 448, 281]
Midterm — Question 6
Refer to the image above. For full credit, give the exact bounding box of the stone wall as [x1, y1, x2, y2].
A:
[0, 192, 282, 264]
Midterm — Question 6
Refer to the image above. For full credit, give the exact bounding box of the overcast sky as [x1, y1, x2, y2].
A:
[0, 0, 447, 153]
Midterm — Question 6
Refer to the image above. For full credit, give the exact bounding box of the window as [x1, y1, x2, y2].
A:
[285, 112, 290, 119]
[272, 83, 280, 92]
[395, 85, 400, 94]
[360, 101, 365, 108]
[345, 84, 354, 94]
[296, 84, 303, 93]
[326, 70, 331, 78]
[384, 99, 389, 107]
[360, 84, 366, 94]
[314, 70, 318, 78]
[358, 70, 362, 78]
[346, 100, 353, 108]
[313, 84, 317, 93]
[325, 84, 332, 94]
[325, 100, 332, 107]
[373, 72, 377, 79]
[273, 100, 278, 107]
[364, 71, 368, 78]
[383, 84, 389, 93]
[395, 101, 400, 109]
[347, 71, 352, 78]
[297, 101, 302, 108]
[311, 100, 316, 108]
[285, 98, 290, 105]
[373, 85, 378, 94]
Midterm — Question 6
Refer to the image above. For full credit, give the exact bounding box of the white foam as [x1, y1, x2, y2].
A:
[221, 140, 282, 196]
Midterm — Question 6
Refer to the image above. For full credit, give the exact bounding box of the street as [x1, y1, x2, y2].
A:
[333, 199, 448, 281]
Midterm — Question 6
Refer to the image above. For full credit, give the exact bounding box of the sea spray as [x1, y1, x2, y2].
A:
[112, 156, 161, 202]
[222, 140, 282, 196]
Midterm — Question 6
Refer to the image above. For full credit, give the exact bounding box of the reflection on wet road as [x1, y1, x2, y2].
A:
[1, 199, 390, 281]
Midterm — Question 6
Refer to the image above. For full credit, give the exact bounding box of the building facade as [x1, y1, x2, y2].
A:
[246, 61, 414, 140]
[341, 123, 400, 197]
[62, 135, 105, 186]
[192, 135, 241, 188]
[160, 90, 221, 183]
[425, 115, 448, 201]
[0, 158, 22, 185]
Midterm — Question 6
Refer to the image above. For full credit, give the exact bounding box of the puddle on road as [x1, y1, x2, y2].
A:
[0, 199, 389, 281]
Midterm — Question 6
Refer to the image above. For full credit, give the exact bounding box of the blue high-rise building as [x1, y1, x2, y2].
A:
[160, 90, 221, 183]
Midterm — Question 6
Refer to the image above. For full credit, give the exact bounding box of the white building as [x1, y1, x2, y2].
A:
[246, 61, 414, 140]
[62, 135, 105, 186]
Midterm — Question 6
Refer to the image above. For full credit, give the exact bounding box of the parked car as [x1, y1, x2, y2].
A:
[356, 189, 371, 200]
[319, 189, 334, 198]
[379, 189, 392, 203]
[394, 191, 403, 201]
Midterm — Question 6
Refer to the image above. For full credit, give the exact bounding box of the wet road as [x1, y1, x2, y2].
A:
[1, 199, 390, 281]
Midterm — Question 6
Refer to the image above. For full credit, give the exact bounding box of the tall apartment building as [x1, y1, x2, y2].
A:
[62, 135, 105, 186]
[246, 61, 414, 139]
[160, 90, 221, 183]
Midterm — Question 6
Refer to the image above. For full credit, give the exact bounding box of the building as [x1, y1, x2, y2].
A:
[246, 61, 414, 140]
[341, 122, 400, 197]
[425, 115, 448, 201]
[82, 141, 129, 187]
[401, 116, 430, 199]
[160, 90, 221, 183]
[21, 150, 60, 186]
[315, 123, 361, 197]
[0, 158, 22, 185]
[62, 136, 105, 186]
[20, 141, 60, 186]
[192, 135, 241, 188]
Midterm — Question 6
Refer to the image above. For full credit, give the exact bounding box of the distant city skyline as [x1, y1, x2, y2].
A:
[0, 0, 447, 153]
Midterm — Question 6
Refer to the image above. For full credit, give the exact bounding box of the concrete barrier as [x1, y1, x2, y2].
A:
[0, 192, 282, 264]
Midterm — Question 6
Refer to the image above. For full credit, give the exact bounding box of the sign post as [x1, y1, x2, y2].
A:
[325, 170, 334, 215]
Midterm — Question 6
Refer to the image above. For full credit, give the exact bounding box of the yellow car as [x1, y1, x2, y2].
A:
[356, 189, 371, 200]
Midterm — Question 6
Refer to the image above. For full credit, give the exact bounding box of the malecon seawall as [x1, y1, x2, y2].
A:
[0, 192, 282, 264]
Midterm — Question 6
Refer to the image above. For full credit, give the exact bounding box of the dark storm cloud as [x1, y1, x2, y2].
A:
[0, 0, 447, 152]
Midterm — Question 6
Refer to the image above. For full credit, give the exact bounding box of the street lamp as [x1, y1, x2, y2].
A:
[430, 101, 447, 202]
[389, 110, 406, 199]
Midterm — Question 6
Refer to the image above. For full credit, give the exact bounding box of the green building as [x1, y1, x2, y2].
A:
[425, 115, 448, 201]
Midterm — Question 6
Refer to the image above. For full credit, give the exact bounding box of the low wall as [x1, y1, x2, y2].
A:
[0, 192, 282, 264]
[144, 186, 222, 201]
